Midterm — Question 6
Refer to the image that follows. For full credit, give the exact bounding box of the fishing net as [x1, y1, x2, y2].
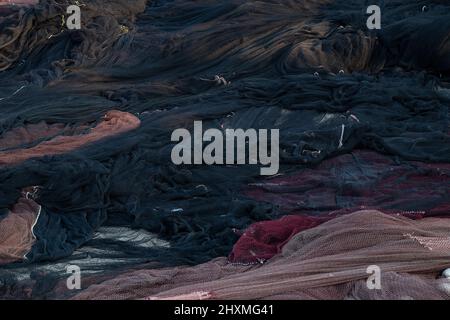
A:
[0, 0, 449, 299]
[70, 211, 450, 300]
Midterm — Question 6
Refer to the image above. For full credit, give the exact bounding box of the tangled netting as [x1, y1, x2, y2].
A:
[0, 0, 449, 299]
[70, 211, 450, 300]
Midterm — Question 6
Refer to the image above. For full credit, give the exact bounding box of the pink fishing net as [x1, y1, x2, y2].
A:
[0, 192, 40, 265]
[0, 110, 140, 166]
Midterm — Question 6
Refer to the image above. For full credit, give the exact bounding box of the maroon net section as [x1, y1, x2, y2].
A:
[229, 214, 325, 264]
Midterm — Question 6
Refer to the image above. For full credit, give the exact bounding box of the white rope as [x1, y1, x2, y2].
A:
[338, 124, 345, 149]
[0, 85, 26, 102]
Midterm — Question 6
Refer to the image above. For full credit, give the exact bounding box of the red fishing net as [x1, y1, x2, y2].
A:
[229, 215, 325, 264]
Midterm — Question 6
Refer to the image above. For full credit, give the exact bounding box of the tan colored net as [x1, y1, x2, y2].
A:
[72, 210, 450, 300]
[0, 193, 41, 265]
[344, 272, 448, 300]
[0, 111, 140, 166]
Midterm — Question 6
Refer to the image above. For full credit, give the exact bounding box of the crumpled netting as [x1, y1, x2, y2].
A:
[0, 110, 140, 166]
[0, 192, 40, 265]
[229, 215, 326, 264]
[0, 121, 68, 151]
[245, 150, 450, 217]
[67, 211, 450, 300]
[0, 0, 449, 299]
[0, 1, 37, 6]
[344, 272, 449, 300]
[0, 0, 147, 72]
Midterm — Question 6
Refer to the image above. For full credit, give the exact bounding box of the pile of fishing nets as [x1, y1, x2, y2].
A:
[0, 0, 449, 299]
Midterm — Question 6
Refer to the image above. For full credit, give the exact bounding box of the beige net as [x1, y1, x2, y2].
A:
[0, 193, 41, 265]
[71, 210, 450, 300]
[0, 110, 140, 166]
